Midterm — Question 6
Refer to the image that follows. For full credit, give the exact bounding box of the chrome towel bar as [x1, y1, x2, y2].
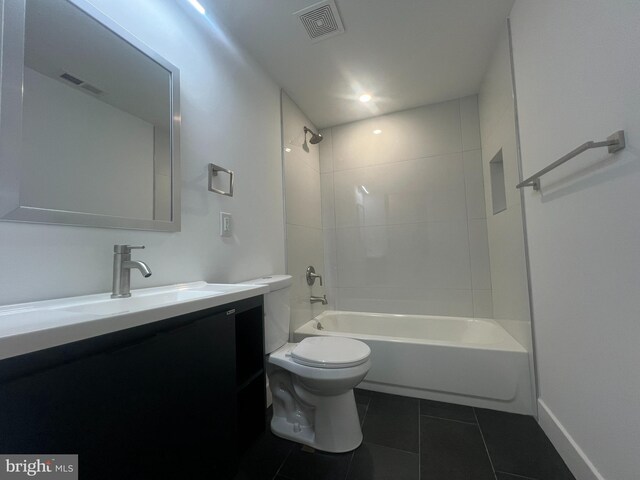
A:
[208, 163, 234, 197]
[516, 130, 626, 190]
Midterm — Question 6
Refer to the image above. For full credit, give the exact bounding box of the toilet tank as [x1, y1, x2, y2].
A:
[239, 275, 292, 354]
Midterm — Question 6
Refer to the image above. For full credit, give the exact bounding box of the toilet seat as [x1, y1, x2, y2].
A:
[291, 337, 370, 369]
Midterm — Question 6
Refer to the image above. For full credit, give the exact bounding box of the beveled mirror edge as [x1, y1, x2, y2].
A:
[0, 0, 181, 232]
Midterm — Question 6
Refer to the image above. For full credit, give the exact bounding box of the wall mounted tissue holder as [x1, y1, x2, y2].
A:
[208, 163, 234, 197]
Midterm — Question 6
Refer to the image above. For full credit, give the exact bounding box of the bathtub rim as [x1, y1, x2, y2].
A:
[298, 310, 527, 353]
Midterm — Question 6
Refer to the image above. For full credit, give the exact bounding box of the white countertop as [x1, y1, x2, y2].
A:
[0, 282, 269, 361]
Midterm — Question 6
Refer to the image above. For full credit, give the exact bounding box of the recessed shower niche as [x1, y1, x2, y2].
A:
[490, 148, 507, 215]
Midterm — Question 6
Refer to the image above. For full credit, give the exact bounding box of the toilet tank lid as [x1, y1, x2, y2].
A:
[239, 275, 292, 291]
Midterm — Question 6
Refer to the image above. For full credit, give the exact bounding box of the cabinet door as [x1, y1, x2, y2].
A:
[0, 310, 237, 479]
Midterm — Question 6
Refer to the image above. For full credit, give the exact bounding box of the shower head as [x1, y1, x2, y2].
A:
[304, 126, 323, 144]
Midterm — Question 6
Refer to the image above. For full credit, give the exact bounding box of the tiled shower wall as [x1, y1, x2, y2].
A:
[320, 97, 493, 317]
[281, 92, 328, 333]
[478, 26, 532, 350]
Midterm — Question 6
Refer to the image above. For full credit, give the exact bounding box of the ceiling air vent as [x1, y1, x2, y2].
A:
[60, 72, 83, 85]
[80, 83, 103, 95]
[59, 72, 103, 96]
[294, 0, 344, 43]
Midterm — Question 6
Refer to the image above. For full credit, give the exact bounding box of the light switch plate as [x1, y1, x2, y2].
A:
[220, 212, 232, 237]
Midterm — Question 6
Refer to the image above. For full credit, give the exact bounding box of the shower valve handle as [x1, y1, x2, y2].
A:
[306, 266, 323, 286]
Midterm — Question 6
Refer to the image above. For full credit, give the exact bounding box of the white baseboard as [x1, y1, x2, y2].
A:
[537, 399, 604, 480]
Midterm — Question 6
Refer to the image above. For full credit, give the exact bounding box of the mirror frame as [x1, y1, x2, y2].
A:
[0, 0, 181, 231]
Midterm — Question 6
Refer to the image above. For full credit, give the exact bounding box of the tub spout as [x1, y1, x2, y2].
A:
[310, 295, 328, 305]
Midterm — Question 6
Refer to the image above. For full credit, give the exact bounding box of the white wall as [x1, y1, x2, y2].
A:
[21, 67, 154, 220]
[320, 98, 492, 317]
[478, 27, 532, 351]
[281, 92, 327, 332]
[0, 0, 285, 305]
[511, 2, 640, 479]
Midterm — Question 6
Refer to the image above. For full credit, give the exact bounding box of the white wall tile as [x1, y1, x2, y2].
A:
[281, 93, 320, 172]
[332, 154, 467, 227]
[282, 92, 326, 333]
[286, 224, 326, 332]
[337, 287, 474, 317]
[320, 173, 335, 228]
[463, 149, 487, 219]
[479, 27, 532, 350]
[336, 222, 471, 290]
[460, 95, 482, 151]
[482, 110, 521, 212]
[322, 227, 338, 287]
[485, 206, 531, 346]
[324, 287, 337, 310]
[468, 219, 492, 290]
[331, 99, 462, 171]
[284, 154, 322, 229]
[319, 128, 333, 173]
[472, 290, 494, 318]
[325, 97, 491, 317]
[478, 27, 514, 143]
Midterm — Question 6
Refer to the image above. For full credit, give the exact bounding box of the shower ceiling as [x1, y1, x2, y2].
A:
[202, 0, 514, 128]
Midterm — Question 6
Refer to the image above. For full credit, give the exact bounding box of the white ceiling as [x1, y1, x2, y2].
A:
[203, 0, 514, 128]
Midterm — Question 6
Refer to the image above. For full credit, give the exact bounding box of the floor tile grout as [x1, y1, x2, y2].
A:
[342, 451, 356, 480]
[360, 439, 420, 456]
[494, 471, 538, 480]
[359, 402, 369, 426]
[419, 413, 478, 425]
[271, 445, 294, 480]
[474, 407, 498, 480]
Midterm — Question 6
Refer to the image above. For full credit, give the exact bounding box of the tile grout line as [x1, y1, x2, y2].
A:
[459, 98, 477, 310]
[359, 402, 369, 426]
[494, 471, 539, 480]
[271, 446, 295, 480]
[360, 441, 420, 457]
[360, 399, 420, 456]
[474, 407, 498, 480]
[419, 413, 478, 426]
[342, 451, 356, 480]
[331, 148, 480, 174]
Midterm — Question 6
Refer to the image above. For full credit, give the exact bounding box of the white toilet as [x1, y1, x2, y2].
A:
[243, 275, 371, 453]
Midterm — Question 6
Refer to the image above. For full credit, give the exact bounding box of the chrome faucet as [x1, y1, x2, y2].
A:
[310, 295, 328, 305]
[111, 245, 152, 298]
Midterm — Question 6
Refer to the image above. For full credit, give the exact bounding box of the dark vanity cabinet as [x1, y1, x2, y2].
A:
[0, 295, 265, 479]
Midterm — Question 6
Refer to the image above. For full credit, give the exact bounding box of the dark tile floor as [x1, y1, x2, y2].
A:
[235, 389, 576, 480]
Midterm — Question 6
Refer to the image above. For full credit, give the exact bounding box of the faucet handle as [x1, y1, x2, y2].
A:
[306, 266, 324, 286]
[114, 244, 145, 253]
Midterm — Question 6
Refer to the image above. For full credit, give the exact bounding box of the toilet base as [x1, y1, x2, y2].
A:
[270, 383, 363, 453]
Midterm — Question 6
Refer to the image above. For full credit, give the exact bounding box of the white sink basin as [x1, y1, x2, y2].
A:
[62, 290, 219, 316]
[0, 281, 270, 361]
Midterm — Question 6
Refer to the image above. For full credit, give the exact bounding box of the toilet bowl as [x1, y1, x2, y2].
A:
[240, 275, 371, 453]
[269, 337, 371, 452]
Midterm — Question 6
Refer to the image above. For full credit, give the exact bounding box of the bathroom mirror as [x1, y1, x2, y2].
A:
[0, 0, 180, 231]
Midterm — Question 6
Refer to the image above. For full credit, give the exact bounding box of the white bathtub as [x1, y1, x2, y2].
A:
[295, 310, 533, 414]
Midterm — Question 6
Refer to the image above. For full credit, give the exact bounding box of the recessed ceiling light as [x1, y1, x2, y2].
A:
[187, 0, 206, 15]
[359, 94, 372, 103]
[373, 129, 382, 135]
[284, 147, 292, 153]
